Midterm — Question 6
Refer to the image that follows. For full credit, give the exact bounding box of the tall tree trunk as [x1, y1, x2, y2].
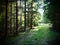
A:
[10, 1, 12, 33]
[20, 0, 22, 31]
[30, 2, 33, 29]
[4, 0, 8, 38]
[24, 0, 26, 31]
[16, 0, 18, 35]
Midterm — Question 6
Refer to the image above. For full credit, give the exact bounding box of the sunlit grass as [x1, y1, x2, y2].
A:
[21, 23, 58, 45]
[2, 23, 58, 45]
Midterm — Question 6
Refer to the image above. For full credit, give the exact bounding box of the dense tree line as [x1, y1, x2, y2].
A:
[0, 0, 41, 39]
[44, 0, 60, 32]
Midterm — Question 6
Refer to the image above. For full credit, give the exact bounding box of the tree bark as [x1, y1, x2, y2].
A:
[24, 0, 26, 31]
[4, 0, 8, 38]
[15, 0, 18, 35]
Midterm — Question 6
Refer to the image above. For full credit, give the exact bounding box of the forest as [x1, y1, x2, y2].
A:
[0, 0, 60, 45]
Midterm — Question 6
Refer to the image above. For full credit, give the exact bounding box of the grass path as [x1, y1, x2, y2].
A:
[1, 23, 59, 45]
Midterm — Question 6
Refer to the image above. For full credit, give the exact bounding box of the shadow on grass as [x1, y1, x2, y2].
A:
[0, 23, 60, 45]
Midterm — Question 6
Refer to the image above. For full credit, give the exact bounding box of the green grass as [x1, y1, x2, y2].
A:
[2, 23, 59, 45]
[21, 24, 57, 45]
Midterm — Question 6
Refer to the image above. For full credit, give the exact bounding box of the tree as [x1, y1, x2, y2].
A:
[24, 0, 26, 31]
[44, 0, 60, 32]
[4, 0, 8, 38]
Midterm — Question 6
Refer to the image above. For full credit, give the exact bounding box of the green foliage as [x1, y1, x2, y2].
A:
[34, 12, 41, 26]
[44, 1, 52, 23]
[44, 0, 60, 23]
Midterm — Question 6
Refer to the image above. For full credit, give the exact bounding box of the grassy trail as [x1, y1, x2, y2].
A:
[1, 23, 59, 45]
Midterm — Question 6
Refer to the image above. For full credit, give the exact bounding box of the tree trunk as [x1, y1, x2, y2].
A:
[4, 0, 8, 38]
[30, 2, 33, 29]
[24, 0, 26, 31]
[15, 0, 18, 35]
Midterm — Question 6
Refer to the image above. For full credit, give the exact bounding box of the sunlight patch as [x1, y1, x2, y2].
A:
[31, 28, 39, 31]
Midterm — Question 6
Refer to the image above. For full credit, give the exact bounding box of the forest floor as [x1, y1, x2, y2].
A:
[1, 23, 60, 45]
